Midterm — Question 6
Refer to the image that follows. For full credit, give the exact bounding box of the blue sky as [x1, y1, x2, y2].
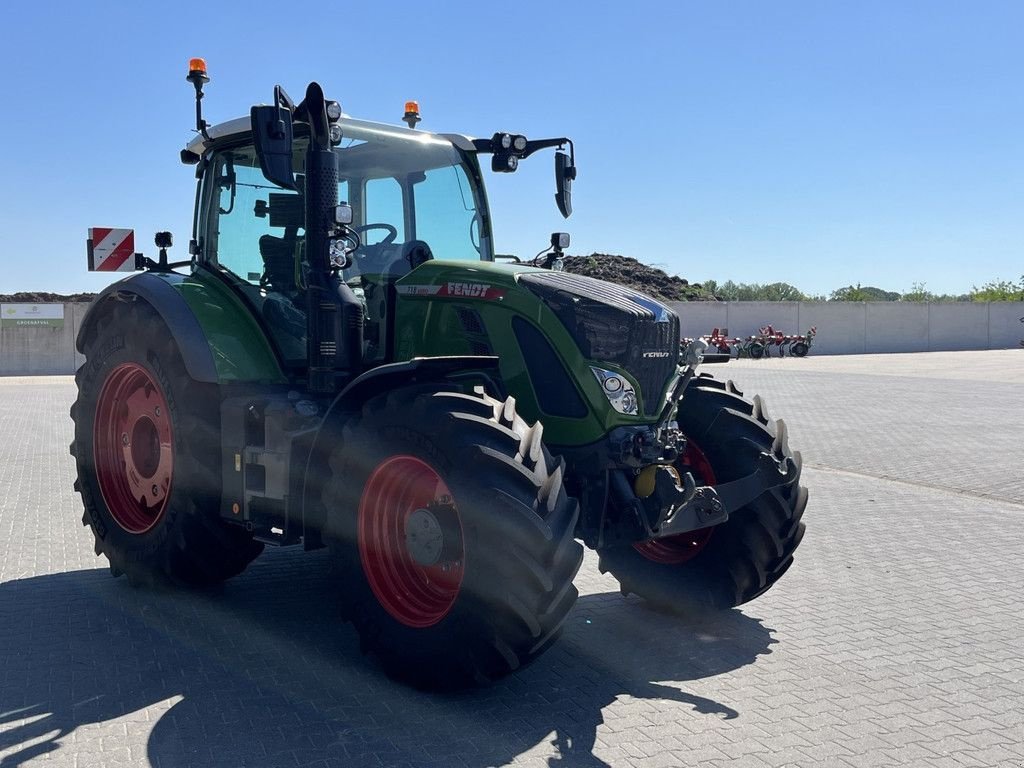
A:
[1, 1, 1020, 297]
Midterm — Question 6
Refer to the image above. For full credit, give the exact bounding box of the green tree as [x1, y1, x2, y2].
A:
[970, 276, 1024, 302]
[713, 280, 739, 300]
[829, 284, 900, 301]
[901, 282, 934, 302]
[710, 280, 807, 301]
[759, 282, 807, 301]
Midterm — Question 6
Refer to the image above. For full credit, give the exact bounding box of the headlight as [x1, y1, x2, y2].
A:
[591, 367, 638, 415]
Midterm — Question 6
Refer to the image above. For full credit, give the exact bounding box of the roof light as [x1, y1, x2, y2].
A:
[403, 100, 421, 129]
[187, 57, 209, 84]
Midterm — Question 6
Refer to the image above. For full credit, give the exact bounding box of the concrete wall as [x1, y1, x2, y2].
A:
[669, 301, 1024, 356]
[1, 300, 1022, 375]
[990, 303, 1024, 349]
[925, 303, 989, 352]
[865, 303, 926, 353]
[0, 303, 88, 376]
[799, 302, 866, 355]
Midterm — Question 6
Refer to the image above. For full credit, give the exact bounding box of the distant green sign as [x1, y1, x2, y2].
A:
[0, 303, 65, 329]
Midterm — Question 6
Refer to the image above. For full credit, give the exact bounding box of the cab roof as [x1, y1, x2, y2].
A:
[184, 114, 476, 157]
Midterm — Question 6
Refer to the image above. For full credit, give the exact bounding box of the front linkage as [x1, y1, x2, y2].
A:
[573, 343, 798, 551]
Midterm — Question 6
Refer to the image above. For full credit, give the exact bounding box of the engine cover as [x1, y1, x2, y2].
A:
[518, 271, 680, 416]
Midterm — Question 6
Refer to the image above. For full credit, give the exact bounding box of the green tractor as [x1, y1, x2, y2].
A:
[72, 60, 806, 689]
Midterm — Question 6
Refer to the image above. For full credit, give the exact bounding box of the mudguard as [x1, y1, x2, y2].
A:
[76, 271, 286, 384]
[77, 272, 219, 382]
[300, 356, 502, 549]
[329, 356, 502, 417]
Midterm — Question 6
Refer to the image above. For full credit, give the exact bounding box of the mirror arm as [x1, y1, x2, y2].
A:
[520, 137, 572, 160]
[269, 85, 294, 145]
[274, 84, 296, 112]
[470, 136, 574, 161]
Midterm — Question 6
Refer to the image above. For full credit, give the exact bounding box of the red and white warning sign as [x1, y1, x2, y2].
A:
[87, 228, 136, 272]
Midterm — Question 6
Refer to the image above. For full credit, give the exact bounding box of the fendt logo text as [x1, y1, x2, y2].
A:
[442, 282, 506, 300]
[447, 282, 490, 297]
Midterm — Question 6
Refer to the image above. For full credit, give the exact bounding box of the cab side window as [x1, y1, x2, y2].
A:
[207, 146, 349, 290]
[203, 144, 347, 365]
[211, 152, 299, 286]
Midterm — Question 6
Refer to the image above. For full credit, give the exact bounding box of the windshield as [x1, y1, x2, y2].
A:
[332, 120, 492, 279]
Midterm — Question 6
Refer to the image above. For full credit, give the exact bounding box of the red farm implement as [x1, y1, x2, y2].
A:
[686, 326, 817, 359]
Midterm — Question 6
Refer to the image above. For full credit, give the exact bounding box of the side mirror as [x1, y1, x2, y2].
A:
[251, 104, 297, 190]
[555, 151, 576, 218]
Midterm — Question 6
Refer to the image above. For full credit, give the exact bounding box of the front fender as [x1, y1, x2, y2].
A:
[299, 356, 502, 549]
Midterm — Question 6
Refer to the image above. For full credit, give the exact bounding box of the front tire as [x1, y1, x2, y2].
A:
[71, 302, 263, 586]
[599, 376, 807, 612]
[323, 387, 583, 689]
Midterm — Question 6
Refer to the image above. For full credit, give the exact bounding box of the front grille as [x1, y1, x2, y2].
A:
[519, 271, 680, 416]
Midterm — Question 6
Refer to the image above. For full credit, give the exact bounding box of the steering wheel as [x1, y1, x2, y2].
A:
[353, 223, 399, 247]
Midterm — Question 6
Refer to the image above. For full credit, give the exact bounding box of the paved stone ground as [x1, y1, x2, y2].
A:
[1, 350, 1022, 768]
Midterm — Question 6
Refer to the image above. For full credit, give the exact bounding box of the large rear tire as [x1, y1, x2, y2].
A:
[598, 375, 807, 612]
[71, 302, 263, 586]
[323, 387, 583, 689]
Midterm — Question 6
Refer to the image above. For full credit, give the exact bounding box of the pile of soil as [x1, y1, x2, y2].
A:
[0, 292, 97, 303]
[561, 254, 717, 302]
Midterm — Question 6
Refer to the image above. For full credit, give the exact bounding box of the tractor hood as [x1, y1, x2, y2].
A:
[392, 260, 681, 447]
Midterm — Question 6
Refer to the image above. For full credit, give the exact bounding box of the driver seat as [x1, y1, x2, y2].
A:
[404, 240, 434, 270]
[385, 240, 433, 278]
[259, 234, 299, 292]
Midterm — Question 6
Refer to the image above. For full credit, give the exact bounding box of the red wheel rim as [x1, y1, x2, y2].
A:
[358, 455, 464, 628]
[633, 440, 716, 565]
[93, 363, 174, 534]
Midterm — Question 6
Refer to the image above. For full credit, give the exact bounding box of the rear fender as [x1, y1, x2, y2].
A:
[76, 272, 218, 383]
[77, 271, 286, 384]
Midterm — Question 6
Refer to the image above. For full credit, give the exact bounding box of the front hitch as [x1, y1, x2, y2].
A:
[610, 421, 799, 543]
[650, 449, 798, 539]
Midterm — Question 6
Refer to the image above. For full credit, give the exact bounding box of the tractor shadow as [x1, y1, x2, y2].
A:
[0, 549, 776, 768]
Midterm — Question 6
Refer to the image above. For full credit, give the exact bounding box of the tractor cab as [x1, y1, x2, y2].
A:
[187, 117, 494, 366]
